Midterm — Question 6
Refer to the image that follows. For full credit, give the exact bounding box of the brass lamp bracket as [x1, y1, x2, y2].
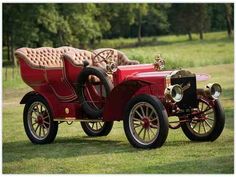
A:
[154, 54, 165, 70]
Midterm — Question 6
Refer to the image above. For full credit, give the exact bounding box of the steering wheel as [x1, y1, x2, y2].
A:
[93, 49, 117, 73]
[93, 49, 115, 65]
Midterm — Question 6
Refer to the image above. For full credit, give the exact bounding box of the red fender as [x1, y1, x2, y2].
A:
[20, 89, 83, 120]
[103, 80, 152, 121]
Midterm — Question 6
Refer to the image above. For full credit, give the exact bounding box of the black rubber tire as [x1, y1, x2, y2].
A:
[81, 121, 113, 136]
[23, 95, 58, 144]
[123, 94, 169, 149]
[77, 67, 113, 119]
[181, 99, 225, 141]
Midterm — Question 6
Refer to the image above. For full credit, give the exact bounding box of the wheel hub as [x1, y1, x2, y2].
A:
[36, 115, 44, 125]
[142, 117, 150, 129]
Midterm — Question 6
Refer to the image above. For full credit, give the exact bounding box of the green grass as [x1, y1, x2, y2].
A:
[2, 67, 27, 90]
[3, 64, 234, 174]
[2, 31, 234, 173]
[96, 31, 230, 49]
[120, 32, 233, 69]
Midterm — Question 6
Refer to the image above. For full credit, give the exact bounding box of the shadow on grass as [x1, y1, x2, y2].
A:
[138, 155, 234, 174]
[3, 136, 193, 163]
[3, 137, 133, 163]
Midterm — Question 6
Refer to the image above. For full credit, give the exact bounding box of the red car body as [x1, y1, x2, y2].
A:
[16, 47, 225, 148]
[19, 58, 208, 120]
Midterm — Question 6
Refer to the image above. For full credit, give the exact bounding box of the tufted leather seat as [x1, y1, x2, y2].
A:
[92, 48, 140, 70]
[15, 46, 76, 68]
[63, 49, 94, 66]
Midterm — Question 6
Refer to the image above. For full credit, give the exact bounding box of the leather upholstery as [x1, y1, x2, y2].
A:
[15, 46, 75, 68]
[63, 49, 94, 66]
[15, 47, 139, 70]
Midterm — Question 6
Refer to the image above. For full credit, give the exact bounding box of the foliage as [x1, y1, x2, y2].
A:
[208, 4, 227, 31]
[142, 4, 171, 36]
[168, 4, 210, 40]
[2, 3, 234, 65]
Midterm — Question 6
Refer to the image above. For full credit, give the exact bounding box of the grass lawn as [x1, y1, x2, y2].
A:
[121, 32, 233, 69]
[2, 31, 234, 173]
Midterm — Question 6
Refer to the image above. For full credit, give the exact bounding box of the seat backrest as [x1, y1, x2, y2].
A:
[63, 49, 94, 66]
[15, 46, 75, 69]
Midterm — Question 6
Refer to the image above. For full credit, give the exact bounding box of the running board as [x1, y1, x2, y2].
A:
[54, 117, 103, 122]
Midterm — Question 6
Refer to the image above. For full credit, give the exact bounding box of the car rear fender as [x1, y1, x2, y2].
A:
[103, 80, 152, 121]
[20, 91, 58, 118]
[20, 91, 40, 104]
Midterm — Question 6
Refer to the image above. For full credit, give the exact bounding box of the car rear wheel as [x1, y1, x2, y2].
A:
[23, 96, 58, 144]
[181, 98, 225, 141]
[123, 94, 169, 149]
[81, 121, 113, 136]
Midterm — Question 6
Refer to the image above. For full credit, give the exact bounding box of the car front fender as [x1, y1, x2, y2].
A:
[103, 79, 152, 121]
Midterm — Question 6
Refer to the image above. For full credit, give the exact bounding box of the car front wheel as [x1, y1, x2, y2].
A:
[181, 98, 225, 141]
[123, 94, 169, 149]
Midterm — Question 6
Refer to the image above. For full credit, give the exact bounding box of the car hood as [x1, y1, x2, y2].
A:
[126, 70, 210, 82]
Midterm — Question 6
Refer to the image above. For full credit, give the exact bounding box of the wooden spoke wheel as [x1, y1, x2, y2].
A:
[181, 98, 225, 141]
[23, 96, 58, 144]
[81, 121, 113, 136]
[124, 94, 169, 149]
[128, 102, 161, 145]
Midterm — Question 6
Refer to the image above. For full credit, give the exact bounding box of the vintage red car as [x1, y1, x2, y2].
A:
[15, 47, 225, 149]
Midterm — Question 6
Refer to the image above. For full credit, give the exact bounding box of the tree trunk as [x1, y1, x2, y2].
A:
[226, 15, 232, 37]
[58, 30, 64, 46]
[188, 31, 192, 40]
[199, 30, 203, 40]
[6, 32, 10, 62]
[225, 4, 233, 38]
[9, 35, 16, 66]
[138, 10, 142, 43]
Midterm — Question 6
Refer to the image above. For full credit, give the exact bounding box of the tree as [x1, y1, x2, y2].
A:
[102, 4, 137, 39]
[134, 4, 148, 43]
[142, 4, 171, 36]
[3, 4, 39, 65]
[3, 2, 234, 61]
[57, 3, 107, 48]
[208, 4, 226, 31]
[169, 4, 210, 40]
[168, 4, 196, 40]
[225, 3, 233, 37]
[194, 4, 210, 40]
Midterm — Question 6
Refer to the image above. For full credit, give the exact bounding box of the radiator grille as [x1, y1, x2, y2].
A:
[171, 76, 197, 109]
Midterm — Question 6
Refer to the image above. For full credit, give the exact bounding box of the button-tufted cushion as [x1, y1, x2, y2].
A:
[63, 49, 94, 66]
[92, 48, 140, 70]
[15, 46, 75, 68]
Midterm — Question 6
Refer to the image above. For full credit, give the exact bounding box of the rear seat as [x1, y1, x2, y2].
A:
[15, 47, 139, 70]
[15, 46, 75, 69]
